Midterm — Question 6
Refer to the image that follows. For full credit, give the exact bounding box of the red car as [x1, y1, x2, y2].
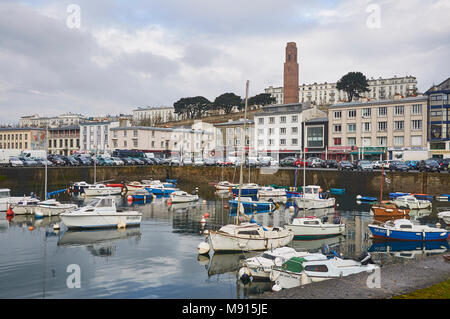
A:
[217, 160, 232, 166]
[294, 158, 307, 167]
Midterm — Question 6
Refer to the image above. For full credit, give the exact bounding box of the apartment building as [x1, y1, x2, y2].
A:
[80, 121, 119, 154]
[20, 112, 86, 128]
[425, 77, 450, 159]
[265, 75, 418, 106]
[48, 126, 80, 155]
[0, 127, 46, 151]
[328, 95, 428, 161]
[214, 119, 255, 159]
[132, 106, 179, 125]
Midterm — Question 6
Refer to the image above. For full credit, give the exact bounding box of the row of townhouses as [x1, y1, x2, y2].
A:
[1, 78, 448, 161]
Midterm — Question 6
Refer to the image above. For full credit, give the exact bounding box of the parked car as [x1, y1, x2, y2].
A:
[217, 159, 232, 166]
[194, 158, 205, 166]
[9, 157, 24, 167]
[158, 158, 169, 165]
[119, 157, 133, 165]
[204, 158, 216, 166]
[67, 156, 81, 166]
[48, 155, 65, 166]
[131, 158, 145, 165]
[418, 160, 440, 172]
[110, 157, 124, 166]
[182, 157, 193, 166]
[270, 158, 279, 167]
[245, 157, 259, 168]
[139, 157, 153, 165]
[357, 160, 374, 171]
[293, 158, 307, 167]
[321, 160, 338, 168]
[404, 160, 419, 170]
[280, 157, 298, 167]
[169, 157, 181, 166]
[338, 161, 354, 171]
[372, 161, 383, 169]
[381, 160, 393, 169]
[35, 157, 53, 167]
[307, 158, 323, 168]
[19, 157, 38, 167]
[257, 156, 272, 167]
[389, 161, 410, 172]
[103, 157, 115, 166]
[436, 158, 450, 171]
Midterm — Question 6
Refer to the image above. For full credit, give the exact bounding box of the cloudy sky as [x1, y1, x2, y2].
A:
[0, 0, 449, 124]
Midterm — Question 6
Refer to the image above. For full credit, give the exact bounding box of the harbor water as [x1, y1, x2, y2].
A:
[0, 182, 449, 299]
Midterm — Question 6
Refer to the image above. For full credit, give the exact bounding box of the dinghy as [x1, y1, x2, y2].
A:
[436, 194, 450, 202]
[286, 216, 346, 239]
[129, 188, 155, 202]
[84, 184, 123, 196]
[169, 189, 199, 203]
[35, 199, 78, 217]
[356, 195, 377, 202]
[215, 181, 238, 191]
[393, 195, 432, 210]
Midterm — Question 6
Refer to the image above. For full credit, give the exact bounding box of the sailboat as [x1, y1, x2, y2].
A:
[198, 81, 293, 254]
[35, 127, 78, 217]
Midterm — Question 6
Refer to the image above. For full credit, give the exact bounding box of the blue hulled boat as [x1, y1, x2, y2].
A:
[145, 185, 179, 196]
[228, 197, 276, 214]
[231, 183, 260, 197]
[389, 192, 410, 199]
[130, 189, 155, 201]
[356, 195, 377, 202]
[330, 188, 346, 195]
[368, 219, 450, 241]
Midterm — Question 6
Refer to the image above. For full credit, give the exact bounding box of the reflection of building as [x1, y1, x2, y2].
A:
[328, 95, 428, 160]
[266, 75, 418, 106]
[0, 127, 46, 151]
[425, 77, 450, 158]
[214, 119, 255, 159]
[48, 126, 80, 155]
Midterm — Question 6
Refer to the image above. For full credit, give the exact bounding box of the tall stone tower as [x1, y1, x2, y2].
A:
[283, 42, 299, 104]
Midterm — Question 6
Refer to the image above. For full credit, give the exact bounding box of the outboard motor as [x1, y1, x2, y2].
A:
[321, 216, 329, 223]
[321, 244, 331, 257]
[333, 216, 341, 224]
[321, 192, 330, 199]
[358, 251, 374, 265]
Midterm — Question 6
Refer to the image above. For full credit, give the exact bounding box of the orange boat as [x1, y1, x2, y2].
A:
[370, 201, 410, 219]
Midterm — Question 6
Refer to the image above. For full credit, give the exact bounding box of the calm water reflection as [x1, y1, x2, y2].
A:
[0, 182, 449, 299]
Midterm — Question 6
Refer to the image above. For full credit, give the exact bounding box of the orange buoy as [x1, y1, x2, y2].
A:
[127, 195, 133, 202]
[6, 206, 14, 217]
[28, 226, 34, 231]
[203, 213, 210, 218]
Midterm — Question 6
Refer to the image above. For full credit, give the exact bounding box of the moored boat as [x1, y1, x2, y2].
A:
[60, 196, 142, 229]
[35, 199, 78, 217]
[228, 197, 276, 214]
[129, 188, 155, 202]
[370, 201, 410, 218]
[437, 211, 450, 224]
[393, 195, 432, 210]
[11, 197, 40, 215]
[293, 186, 335, 210]
[84, 184, 123, 196]
[231, 183, 260, 197]
[368, 219, 449, 241]
[215, 181, 238, 191]
[169, 190, 199, 203]
[286, 216, 346, 240]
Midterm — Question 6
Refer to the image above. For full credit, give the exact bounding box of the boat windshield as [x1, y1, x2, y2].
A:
[261, 253, 277, 260]
[0, 190, 10, 199]
[87, 198, 101, 207]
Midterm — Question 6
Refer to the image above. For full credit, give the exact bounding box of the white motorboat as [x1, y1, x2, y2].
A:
[169, 189, 199, 203]
[270, 246, 379, 291]
[35, 199, 78, 217]
[0, 188, 36, 212]
[71, 181, 92, 193]
[84, 184, 123, 196]
[238, 247, 312, 282]
[286, 216, 346, 239]
[257, 187, 287, 203]
[215, 181, 238, 191]
[437, 211, 450, 224]
[207, 222, 294, 252]
[11, 197, 40, 215]
[293, 186, 335, 210]
[393, 195, 432, 210]
[60, 196, 142, 229]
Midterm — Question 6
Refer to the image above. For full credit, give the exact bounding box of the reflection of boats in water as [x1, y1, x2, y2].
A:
[0, 212, 8, 230]
[199, 252, 260, 277]
[237, 280, 273, 298]
[294, 207, 335, 218]
[408, 208, 432, 220]
[57, 228, 142, 246]
[289, 235, 346, 252]
[170, 201, 199, 212]
[368, 240, 449, 259]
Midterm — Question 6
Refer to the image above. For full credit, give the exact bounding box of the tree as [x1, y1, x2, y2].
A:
[336, 72, 370, 102]
[173, 96, 212, 119]
[240, 93, 276, 110]
[213, 93, 242, 114]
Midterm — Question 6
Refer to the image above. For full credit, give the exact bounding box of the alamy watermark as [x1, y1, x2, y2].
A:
[66, 264, 81, 288]
[366, 3, 381, 29]
[366, 268, 381, 289]
[66, 4, 81, 29]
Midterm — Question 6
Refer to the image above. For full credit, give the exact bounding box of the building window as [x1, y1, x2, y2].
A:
[280, 116, 286, 123]
[280, 139, 286, 146]
[292, 139, 298, 145]
[333, 138, 341, 146]
[411, 104, 422, 115]
[347, 109, 356, 118]
[377, 137, 387, 146]
[347, 137, 356, 146]
[377, 122, 387, 132]
[307, 126, 324, 147]
[411, 120, 422, 130]
[269, 117, 275, 124]
[362, 122, 371, 132]
[393, 136, 404, 146]
[411, 136, 422, 146]
[347, 123, 356, 132]
[362, 108, 371, 117]
[258, 129, 264, 135]
[291, 115, 298, 123]
[333, 125, 342, 133]
[292, 127, 298, 134]
[268, 128, 274, 135]
[268, 139, 274, 146]
[333, 111, 342, 119]
[378, 107, 387, 117]
[394, 105, 404, 116]
[123, 141, 127, 147]
[258, 140, 264, 146]
[133, 130, 138, 137]
[280, 128, 286, 135]
[394, 121, 404, 131]
[124, 130, 127, 137]
[258, 118, 264, 124]
[133, 140, 138, 147]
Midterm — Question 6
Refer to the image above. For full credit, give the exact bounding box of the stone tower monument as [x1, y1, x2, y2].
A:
[283, 42, 299, 104]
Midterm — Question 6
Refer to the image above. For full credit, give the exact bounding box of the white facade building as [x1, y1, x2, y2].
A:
[132, 106, 179, 125]
[20, 112, 86, 128]
[265, 75, 418, 105]
[80, 121, 119, 154]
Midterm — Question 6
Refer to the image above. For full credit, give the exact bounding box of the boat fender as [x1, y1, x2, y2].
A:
[238, 267, 252, 284]
[272, 284, 282, 292]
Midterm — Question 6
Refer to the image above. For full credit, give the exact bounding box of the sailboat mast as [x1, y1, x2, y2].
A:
[45, 125, 48, 200]
[303, 121, 306, 212]
[236, 80, 249, 225]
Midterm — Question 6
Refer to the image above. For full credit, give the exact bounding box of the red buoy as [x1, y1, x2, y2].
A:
[203, 213, 210, 218]
[6, 206, 14, 217]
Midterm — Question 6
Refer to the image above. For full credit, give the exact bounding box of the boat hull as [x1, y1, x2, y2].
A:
[369, 225, 450, 241]
[209, 231, 293, 252]
[84, 187, 122, 196]
[293, 197, 335, 209]
[170, 195, 198, 203]
[36, 204, 78, 216]
[286, 224, 346, 240]
[60, 212, 142, 229]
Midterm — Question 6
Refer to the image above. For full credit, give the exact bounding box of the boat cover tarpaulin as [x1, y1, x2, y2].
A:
[282, 257, 306, 273]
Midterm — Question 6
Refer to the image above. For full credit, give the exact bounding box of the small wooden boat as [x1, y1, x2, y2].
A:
[215, 181, 238, 191]
[370, 201, 410, 218]
[130, 189, 154, 201]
